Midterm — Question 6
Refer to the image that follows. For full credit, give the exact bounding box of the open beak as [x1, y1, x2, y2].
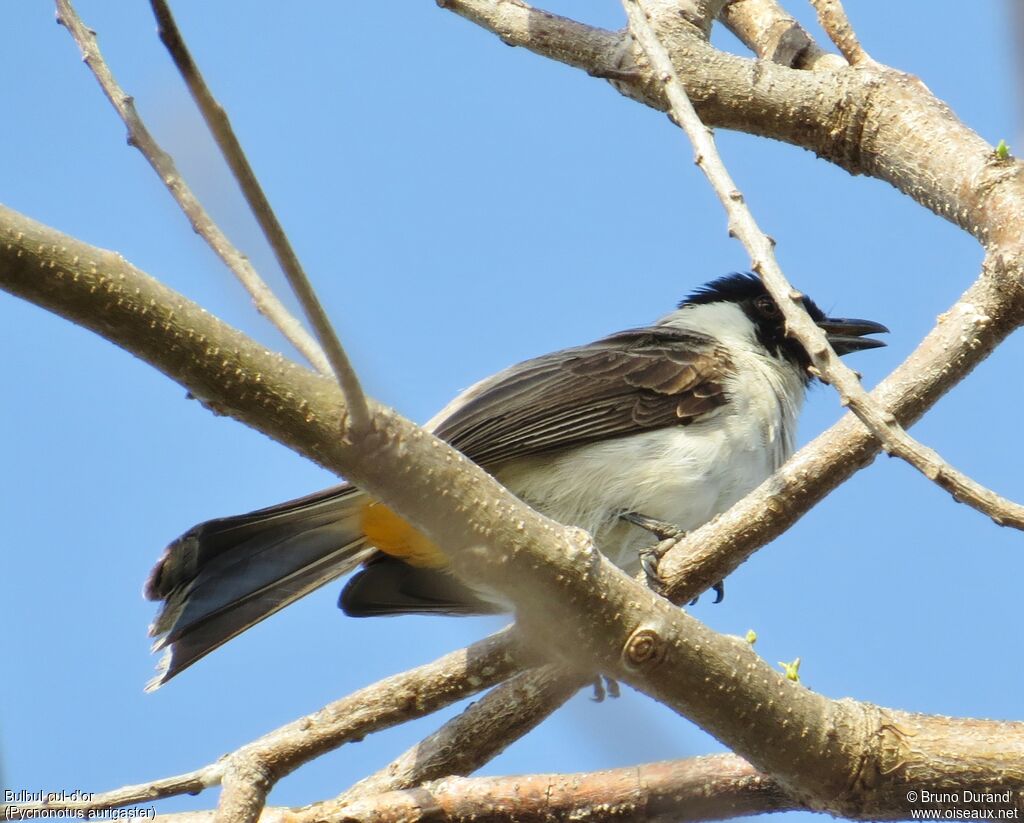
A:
[817, 317, 889, 355]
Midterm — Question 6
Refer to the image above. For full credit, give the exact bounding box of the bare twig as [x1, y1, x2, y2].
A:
[326, 665, 587, 814]
[52, 0, 330, 376]
[7, 630, 523, 818]
[808, 0, 872, 65]
[623, 0, 1024, 533]
[147, 0, 369, 430]
[717, 0, 844, 69]
[3, 770, 220, 818]
[654, 260, 1023, 601]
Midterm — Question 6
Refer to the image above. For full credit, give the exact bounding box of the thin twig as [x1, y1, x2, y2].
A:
[623, 0, 1024, 532]
[7, 630, 523, 818]
[53, 0, 330, 376]
[807, 0, 871, 65]
[324, 665, 587, 813]
[3, 770, 220, 818]
[147, 0, 370, 429]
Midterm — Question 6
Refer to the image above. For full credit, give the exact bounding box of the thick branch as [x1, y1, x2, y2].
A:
[321, 754, 796, 822]
[137, 755, 795, 823]
[439, 0, 1024, 247]
[4, 205, 1024, 816]
[143, 718, 1024, 822]
[9, 3, 1022, 819]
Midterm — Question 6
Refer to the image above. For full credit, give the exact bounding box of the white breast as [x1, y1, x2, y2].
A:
[493, 333, 806, 575]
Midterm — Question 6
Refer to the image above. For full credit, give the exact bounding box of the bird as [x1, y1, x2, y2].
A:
[144, 273, 887, 689]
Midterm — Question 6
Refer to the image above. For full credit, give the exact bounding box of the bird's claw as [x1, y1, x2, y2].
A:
[621, 512, 726, 604]
[591, 675, 621, 702]
[638, 543, 672, 591]
[587, 66, 643, 83]
[620, 511, 686, 541]
[712, 580, 725, 604]
[622, 512, 685, 592]
[691, 580, 726, 605]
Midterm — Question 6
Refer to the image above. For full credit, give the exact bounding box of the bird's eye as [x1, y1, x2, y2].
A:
[754, 295, 780, 318]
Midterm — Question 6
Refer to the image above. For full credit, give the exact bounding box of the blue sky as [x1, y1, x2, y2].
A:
[1, 2, 1020, 819]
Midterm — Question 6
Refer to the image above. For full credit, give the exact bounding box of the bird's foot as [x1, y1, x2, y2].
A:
[587, 66, 643, 82]
[590, 675, 621, 702]
[621, 511, 686, 541]
[621, 512, 685, 593]
[621, 512, 725, 604]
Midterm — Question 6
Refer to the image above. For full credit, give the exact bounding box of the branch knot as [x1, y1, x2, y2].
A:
[622, 626, 668, 669]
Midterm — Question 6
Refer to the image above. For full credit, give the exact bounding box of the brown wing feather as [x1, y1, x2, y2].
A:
[433, 327, 731, 467]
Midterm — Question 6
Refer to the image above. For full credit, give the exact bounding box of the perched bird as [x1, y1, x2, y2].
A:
[145, 273, 886, 689]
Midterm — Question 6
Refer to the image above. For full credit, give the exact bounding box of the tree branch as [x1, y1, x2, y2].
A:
[655, 256, 1024, 601]
[623, 0, 1024, 536]
[6, 629, 523, 818]
[437, 0, 1024, 248]
[127, 755, 796, 822]
[717, 0, 843, 69]
[4, 202, 1024, 816]
[436, 0, 625, 77]
[52, 0, 331, 376]
[808, 0, 871, 66]
[132, 714, 1024, 823]
[429, 0, 1024, 590]
[146, 0, 369, 430]
[5, 771, 220, 819]
[8, 3, 1022, 820]
[317, 754, 796, 822]
[323, 665, 586, 814]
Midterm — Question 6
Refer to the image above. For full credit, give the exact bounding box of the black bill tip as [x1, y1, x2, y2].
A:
[818, 317, 889, 355]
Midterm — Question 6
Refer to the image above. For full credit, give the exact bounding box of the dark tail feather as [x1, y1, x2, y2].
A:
[340, 554, 505, 617]
[144, 484, 372, 690]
